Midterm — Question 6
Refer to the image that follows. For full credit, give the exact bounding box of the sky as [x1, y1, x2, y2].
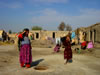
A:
[0, 0, 100, 32]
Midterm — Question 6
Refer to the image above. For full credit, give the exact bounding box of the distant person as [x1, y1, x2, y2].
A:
[54, 41, 61, 53]
[18, 28, 32, 68]
[87, 41, 94, 49]
[2, 31, 7, 42]
[63, 35, 73, 64]
[81, 41, 87, 49]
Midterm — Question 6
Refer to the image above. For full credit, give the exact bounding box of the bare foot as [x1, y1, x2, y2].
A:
[64, 63, 67, 65]
[64, 61, 68, 65]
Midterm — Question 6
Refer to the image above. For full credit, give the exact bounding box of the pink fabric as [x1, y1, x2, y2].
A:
[54, 45, 60, 52]
[20, 44, 32, 64]
[87, 41, 94, 49]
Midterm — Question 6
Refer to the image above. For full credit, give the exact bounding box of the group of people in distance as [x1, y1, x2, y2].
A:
[18, 28, 72, 68]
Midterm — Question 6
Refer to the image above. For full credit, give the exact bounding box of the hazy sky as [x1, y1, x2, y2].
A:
[0, 0, 100, 32]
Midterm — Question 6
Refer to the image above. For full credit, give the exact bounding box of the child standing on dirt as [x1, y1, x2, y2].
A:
[63, 35, 72, 64]
[18, 28, 32, 68]
[54, 41, 61, 53]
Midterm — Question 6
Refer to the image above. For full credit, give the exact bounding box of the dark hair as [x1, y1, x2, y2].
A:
[22, 28, 29, 37]
[23, 28, 29, 32]
[61, 36, 66, 42]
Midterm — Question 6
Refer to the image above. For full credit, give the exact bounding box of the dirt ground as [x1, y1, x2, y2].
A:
[0, 44, 100, 75]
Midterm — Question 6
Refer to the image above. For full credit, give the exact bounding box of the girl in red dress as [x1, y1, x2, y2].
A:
[63, 35, 72, 64]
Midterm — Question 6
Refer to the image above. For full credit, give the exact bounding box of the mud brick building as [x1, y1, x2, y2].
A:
[75, 23, 100, 43]
[29, 30, 70, 40]
[86, 23, 100, 43]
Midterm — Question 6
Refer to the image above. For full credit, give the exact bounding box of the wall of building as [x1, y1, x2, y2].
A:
[30, 30, 70, 40]
[0, 30, 3, 37]
[85, 23, 100, 43]
[74, 23, 100, 43]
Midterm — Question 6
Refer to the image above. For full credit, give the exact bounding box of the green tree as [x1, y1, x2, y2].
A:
[32, 26, 42, 30]
[66, 24, 72, 31]
[58, 22, 66, 31]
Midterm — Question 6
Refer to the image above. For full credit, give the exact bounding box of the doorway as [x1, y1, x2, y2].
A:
[90, 31, 92, 41]
[36, 33, 39, 39]
[52, 32, 55, 38]
[94, 30, 96, 42]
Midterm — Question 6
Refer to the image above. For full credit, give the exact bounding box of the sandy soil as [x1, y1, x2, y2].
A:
[0, 45, 100, 75]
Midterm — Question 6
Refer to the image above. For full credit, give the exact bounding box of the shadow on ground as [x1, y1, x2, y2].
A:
[31, 59, 44, 67]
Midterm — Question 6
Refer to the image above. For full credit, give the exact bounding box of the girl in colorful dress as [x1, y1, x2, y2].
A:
[18, 28, 32, 68]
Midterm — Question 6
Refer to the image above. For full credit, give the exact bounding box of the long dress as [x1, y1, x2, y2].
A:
[20, 44, 32, 64]
[18, 34, 32, 64]
[63, 40, 72, 60]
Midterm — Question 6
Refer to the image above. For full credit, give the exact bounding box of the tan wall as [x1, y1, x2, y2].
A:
[0, 30, 4, 36]
[0, 31, 3, 36]
[95, 26, 100, 42]
[74, 23, 100, 43]
[8, 34, 16, 38]
[30, 30, 71, 40]
[86, 31, 90, 41]
[85, 23, 100, 43]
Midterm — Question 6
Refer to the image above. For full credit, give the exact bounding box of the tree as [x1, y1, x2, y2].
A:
[9, 30, 12, 34]
[32, 26, 42, 30]
[58, 22, 66, 31]
[66, 24, 72, 31]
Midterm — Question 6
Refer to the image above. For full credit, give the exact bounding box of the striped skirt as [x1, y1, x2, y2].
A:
[19, 44, 32, 64]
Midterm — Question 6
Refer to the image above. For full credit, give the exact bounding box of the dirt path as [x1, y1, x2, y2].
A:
[0, 45, 100, 75]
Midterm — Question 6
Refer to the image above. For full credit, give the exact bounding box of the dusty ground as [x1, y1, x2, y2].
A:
[0, 44, 100, 75]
